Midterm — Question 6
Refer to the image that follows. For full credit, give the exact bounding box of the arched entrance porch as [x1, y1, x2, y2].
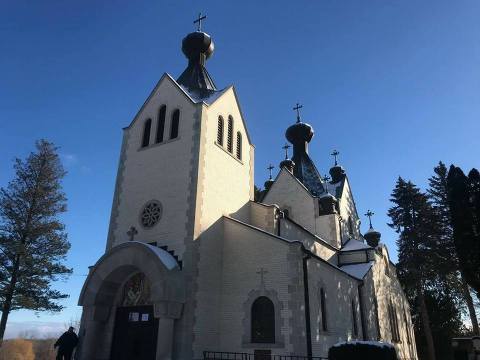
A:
[77, 242, 185, 360]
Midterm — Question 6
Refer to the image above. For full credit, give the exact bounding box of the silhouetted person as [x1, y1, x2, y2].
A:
[54, 327, 79, 360]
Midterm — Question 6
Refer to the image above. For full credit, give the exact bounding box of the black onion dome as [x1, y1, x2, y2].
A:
[285, 122, 314, 145]
[280, 158, 295, 170]
[182, 31, 214, 61]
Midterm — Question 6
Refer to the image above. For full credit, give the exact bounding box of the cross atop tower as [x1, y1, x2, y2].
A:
[267, 164, 274, 179]
[365, 210, 375, 229]
[282, 143, 291, 160]
[293, 102, 303, 123]
[193, 12, 207, 31]
[331, 149, 340, 166]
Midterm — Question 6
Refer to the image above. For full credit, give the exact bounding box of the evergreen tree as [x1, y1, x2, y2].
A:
[388, 177, 439, 360]
[447, 166, 480, 295]
[0, 140, 72, 343]
[428, 162, 479, 334]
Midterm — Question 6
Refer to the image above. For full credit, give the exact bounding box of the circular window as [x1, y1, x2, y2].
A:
[140, 201, 162, 228]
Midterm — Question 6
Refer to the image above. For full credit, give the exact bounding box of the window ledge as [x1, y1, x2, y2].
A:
[214, 141, 244, 165]
[138, 136, 182, 151]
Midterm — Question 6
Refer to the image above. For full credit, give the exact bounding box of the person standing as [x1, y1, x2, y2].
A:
[54, 327, 79, 360]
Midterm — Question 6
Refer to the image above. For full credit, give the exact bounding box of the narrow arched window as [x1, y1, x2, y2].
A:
[351, 299, 358, 337]
[217, 116, 224, 146]
[320, 288, 327, 331]
[227, 116, 233, 153]
[170, 109, 180, 139]
[236, 132, 242, 160]
[251, 296, 275, 343]
[141, 119, 152, 148]
[348, 217, 354, 237]
[404, 310, 411, 344]
[156, 105, 166, 143]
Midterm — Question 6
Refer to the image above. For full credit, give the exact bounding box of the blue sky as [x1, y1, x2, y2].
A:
[1, 0, 479, 336]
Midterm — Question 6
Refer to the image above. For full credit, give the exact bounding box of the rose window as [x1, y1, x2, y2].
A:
[140, 201, 162, 228]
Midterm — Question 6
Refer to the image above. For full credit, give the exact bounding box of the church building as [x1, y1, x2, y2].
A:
[77, 20, 418, 360]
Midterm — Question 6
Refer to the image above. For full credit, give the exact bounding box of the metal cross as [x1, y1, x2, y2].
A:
[293, 102, 303, 123]
[365, 210, 375, 229]
[282, 143, 291, 160]
[193, 12, 207, 31]
[267, 164, 274, 179]
[127, 226, 138, 241]
[256, 267, 268, 287]
[322, 174, 330, 194]
[331, 149, 340, 166]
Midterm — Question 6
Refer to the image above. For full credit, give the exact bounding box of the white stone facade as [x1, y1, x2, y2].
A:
[77, 33, 418, 360]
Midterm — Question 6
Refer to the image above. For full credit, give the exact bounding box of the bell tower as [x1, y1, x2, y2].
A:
[105, 21, 254, 264]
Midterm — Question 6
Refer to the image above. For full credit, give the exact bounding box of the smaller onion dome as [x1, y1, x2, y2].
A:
[285, 122, 314, 145]
[182, 31, 214, 62]
[318, 192, 338, 215]
[264, 178, 274, 191]
[329, 165, 346, 183]
[280, 158, 295, 172]
[364, 227, 381, 248]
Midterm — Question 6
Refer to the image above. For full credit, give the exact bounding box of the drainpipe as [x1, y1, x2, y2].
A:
[358, 283, 367, 340]
[301, 249, 313, 359]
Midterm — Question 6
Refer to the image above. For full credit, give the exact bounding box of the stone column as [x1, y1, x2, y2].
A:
[155, 317, 175, 360]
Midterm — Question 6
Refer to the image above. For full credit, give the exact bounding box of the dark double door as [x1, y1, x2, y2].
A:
[111, 305, 159, 360]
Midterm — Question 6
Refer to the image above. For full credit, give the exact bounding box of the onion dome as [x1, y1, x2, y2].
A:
[364, 227, 381, 248]
[318, 191, 338, 215]
[177, 30, 217, 94]
[285, 121, 314, 144]
[280, 158, 295, 172]
[329, 165, 346, 183]
[264, 178, 274, 191]
[364, 210, 381, 247]
[181, 31, 214, 63]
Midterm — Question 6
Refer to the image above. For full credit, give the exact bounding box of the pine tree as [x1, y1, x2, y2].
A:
[447, 166, 480, 295]
[0, 140, 72, 343]
[388, 177, 441, 360]
[428, 162, 479, 334]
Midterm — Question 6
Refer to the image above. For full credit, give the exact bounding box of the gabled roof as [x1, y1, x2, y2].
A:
[122, 73, 252, 143]
[341, 239, 372, 252]
[340, 261, 374, 279]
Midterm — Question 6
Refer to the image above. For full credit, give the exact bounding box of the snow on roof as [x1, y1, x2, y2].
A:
[332, 340, 395, 349]
[179, 84, 229, 105]
[139, 242, 179, 270]
[341, 239, 372, 251]
[340, 261, 374, 279]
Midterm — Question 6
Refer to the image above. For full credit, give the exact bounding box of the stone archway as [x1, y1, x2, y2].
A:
[77, 242, 185, 360]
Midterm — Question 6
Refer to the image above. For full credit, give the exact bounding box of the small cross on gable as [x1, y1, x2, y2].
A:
[256, 267, 268, 287]
[193, 12, 207, 32]
[282, 143, 291, 159]
[127, 226, 138, 241]
[267, 164, 274, 179]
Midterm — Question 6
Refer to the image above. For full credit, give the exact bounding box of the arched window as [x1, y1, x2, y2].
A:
[217, 116, 224, 146]
[227, 116, 233, 153]
[404, 310, 411, 344]
[388, 301, 400, 342]
[156, 105, 166, 143]
[320, 288, 327, 331]
[351, 299, 358, 337]
[236, 132, 242, 160]
[251, 296, 275, 343]
[141, 119, 152, 148]
[170, 109, 180, 139]
[348, 217, 354, 237]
